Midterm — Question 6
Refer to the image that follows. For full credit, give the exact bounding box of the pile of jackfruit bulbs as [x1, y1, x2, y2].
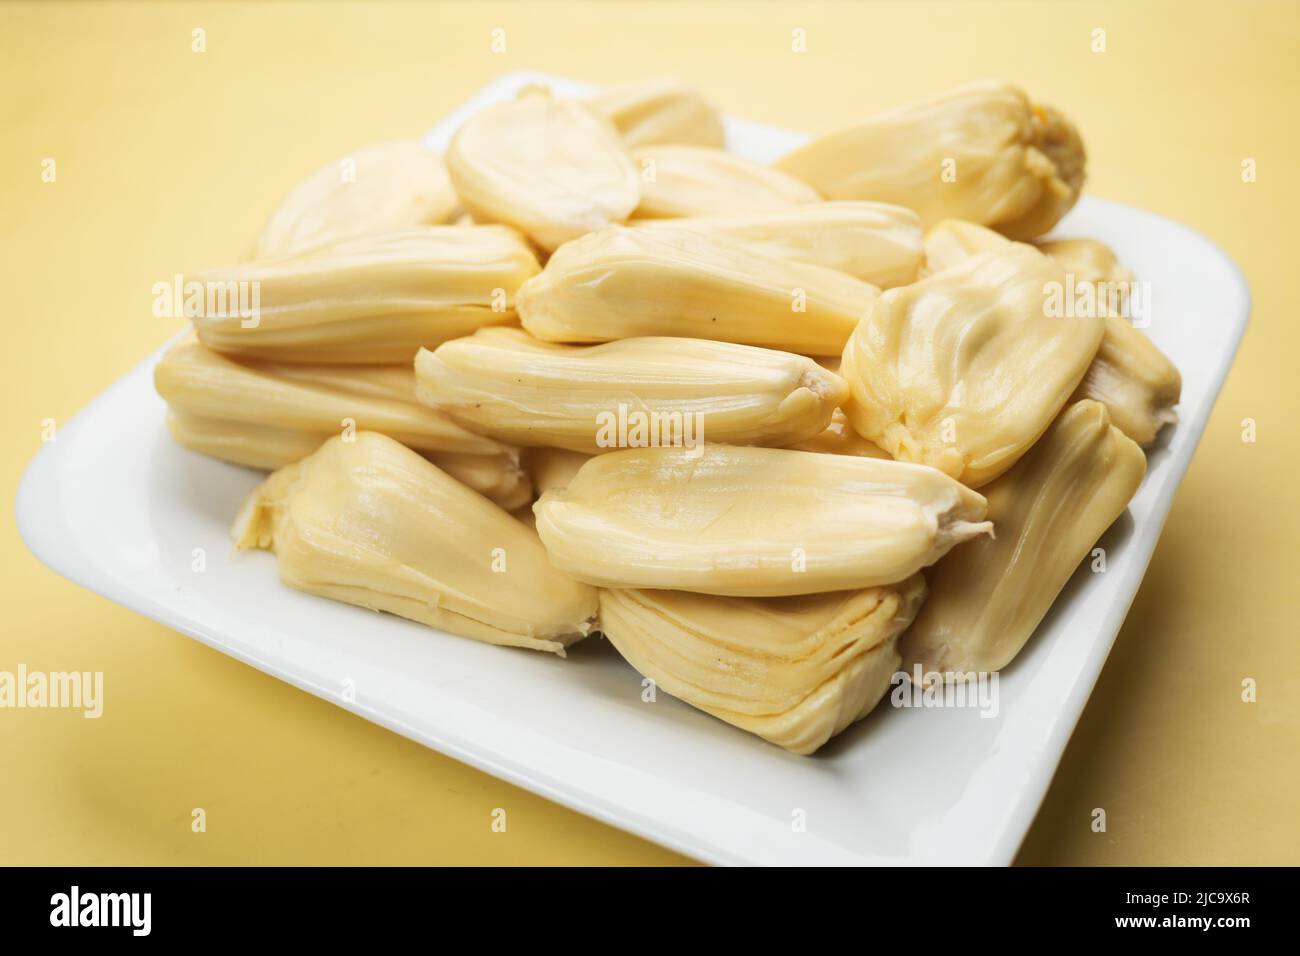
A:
[155, 78, 1179, 754]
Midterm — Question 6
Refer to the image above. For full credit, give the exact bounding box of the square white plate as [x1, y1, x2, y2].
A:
[16, 72, 1250, 866]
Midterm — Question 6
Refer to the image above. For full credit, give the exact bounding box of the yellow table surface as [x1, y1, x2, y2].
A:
[2, 0, 1297, 866]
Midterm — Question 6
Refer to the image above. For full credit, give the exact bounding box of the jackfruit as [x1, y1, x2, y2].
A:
[586, 78, 725, 148]
[900, 400, 1146, 674]
[234, 432, 597, 654]
[637, 201, 922, 288]
[517, 225, 878, 356]
[533, 445, 989, 596]
[445, 88, 639, 251]
[1073, 316, 1181, 446]
[1035, 237, 1134, 287]
[189, 226, 540, 364]
[922, 222, 1181, 445]
[630, 144, 820, 219]
[840, 243, 1104, 486]
[775, 80, 1085, 240]
[921, 218, 1021, 276]
[253, 141, 459, 258]
[1041, 238, 1181, 444]
[526, 447, 594, 496]
[155, 337, 531, 508]
[787, 408, 892, 459]
[600, 575, 926, 754]
[414, 327, 848, 453]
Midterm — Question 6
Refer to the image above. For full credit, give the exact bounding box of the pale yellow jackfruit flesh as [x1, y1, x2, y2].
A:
[638, 201, 923, 288]
[534, 445, 990, 597]
[517, 225, 879, 356]
[167, 411, 530, 510]
[921, 218, 1025, 276]
[154, 337, 532, 508]
[900, 400, 1146, 674]
[629, 144, 820, 219]
[156, 336, 498, 456]
[923, 223, 1182, 446]
[253, 141, 460, 259]
[414, 327, 848, 453]
[167, 410, 324, 468]
[786, 408, 892, 458]
[1073, 316, 1182, 446]
[190, 226, 540, 364]
[840, 243, 1105, 487]
[234, 432, 598, 654]
[430, 451, 533, 512]
[1035, 237, 1134, 286]
[145, 78, 1181, 758]
[775, 80, 1085, 240]
[526, 447, 593, 496]
[1041, 238, 1182, 445]
[445, 88, 640, 251]
[586, 78, 725, 148]
[600, 574, 926, 754]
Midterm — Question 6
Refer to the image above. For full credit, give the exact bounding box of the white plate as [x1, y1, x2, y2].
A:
[16, 72, 1250, 866]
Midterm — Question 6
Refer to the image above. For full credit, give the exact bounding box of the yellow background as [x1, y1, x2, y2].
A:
[2, 0, 1297, 865]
